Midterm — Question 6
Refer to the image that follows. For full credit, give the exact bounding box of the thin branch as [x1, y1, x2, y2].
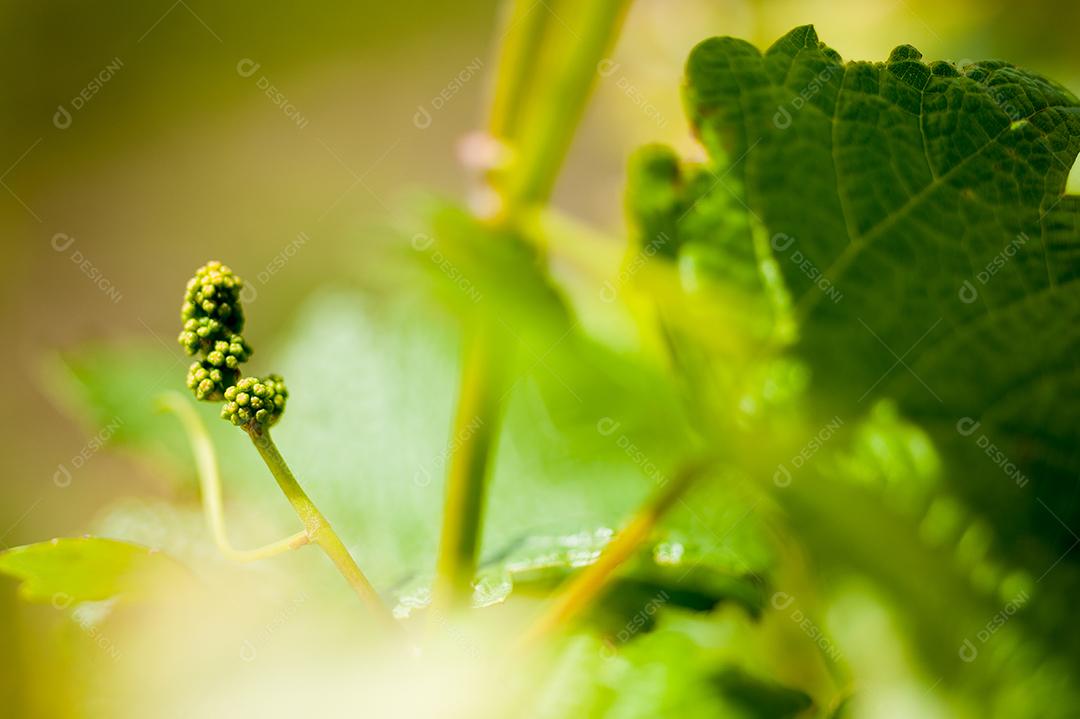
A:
[430, 0, 631, 622]
[159, 391, 311, 563]
[503, 0, 632, 212]
[246, 427, 400, 632]
[431, 323, 508, 611]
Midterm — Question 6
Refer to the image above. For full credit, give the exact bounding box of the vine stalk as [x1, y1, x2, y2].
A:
[431, 0, 631, 613]
[248, 427, 399, 632]
[432, 323, 507, 607]
[160, 391, 311, 563]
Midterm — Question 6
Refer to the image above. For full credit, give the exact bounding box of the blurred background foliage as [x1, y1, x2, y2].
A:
[1, 0, 1078, 717]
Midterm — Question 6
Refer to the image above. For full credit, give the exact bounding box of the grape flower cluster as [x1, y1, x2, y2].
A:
[179, 261, 287, 430]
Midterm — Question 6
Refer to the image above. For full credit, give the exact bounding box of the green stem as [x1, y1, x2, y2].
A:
[488, 0, 552, 140]
[432, 323, 508, 610]
[504, 0, 632, 211]
[430, 0, 630, 616]
[247, 427, 398, 631]
[158, 391, 311, 563]
[516, 458, 714, 650]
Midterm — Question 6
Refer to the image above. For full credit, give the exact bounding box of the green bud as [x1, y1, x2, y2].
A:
[180, 261, 290, 432]
[179, 262, 245, 346]
[220, 374, 288, 430]
[178, 316, 233, 356]
[186, 360, 240, 401]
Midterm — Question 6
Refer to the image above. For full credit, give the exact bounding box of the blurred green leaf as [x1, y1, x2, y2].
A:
[710, 667, 814, 718]
[625, 144, 773, 323]
[518, 618, 818, 719]
[0, 537, 187, 605]
[40, 343, 269, 500]
[467, 527, 768, 626]
[41, 345, 190, 466]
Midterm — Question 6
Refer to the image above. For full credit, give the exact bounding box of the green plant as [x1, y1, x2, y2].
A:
[175, 260, 394, 627]
[4, 8, 1080, 719]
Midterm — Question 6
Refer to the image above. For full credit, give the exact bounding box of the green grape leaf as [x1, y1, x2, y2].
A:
[621, 28, 1080, 710]
[776, 401, 1080, 709]
[0, 537, 188, 605]
[634, 24, 1080, 545]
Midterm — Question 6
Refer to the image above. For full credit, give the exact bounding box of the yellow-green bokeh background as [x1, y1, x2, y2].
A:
[0, 0, 1076, 713]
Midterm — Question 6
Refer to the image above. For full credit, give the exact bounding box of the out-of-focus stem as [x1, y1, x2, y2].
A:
[488, 0, 552, 140]
[503, 0, 631, 212]
[431, 323, 507, 611]
[516, 459, 713, 650]
[430, 0, 631, 618]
